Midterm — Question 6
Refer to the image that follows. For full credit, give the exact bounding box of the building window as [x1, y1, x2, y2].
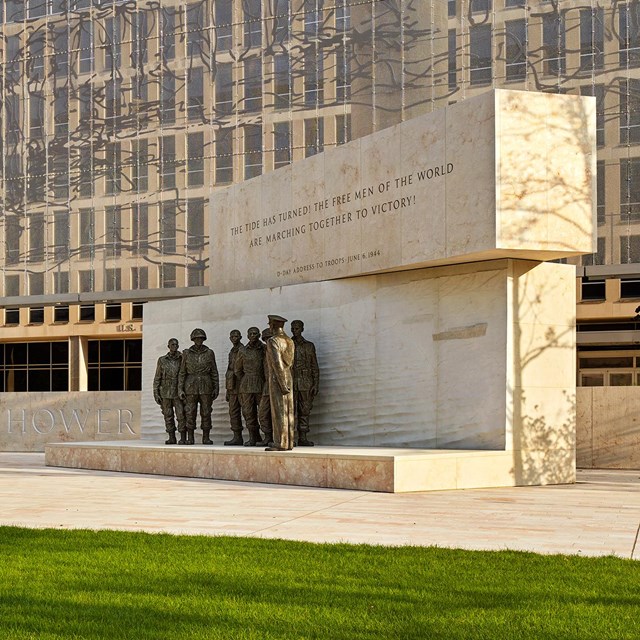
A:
[187, 199, 205, 251]
[187, 132, 205, 187]
[131, 10, 148, 68]
[29, 306, 44, 324]
[131, 204, 148, 256]
[160, 264, 177, 289]
[87, 339, 142, 391]
[505, 0, 525, 6]
[244, 58, 262, 112]
[105, 206, 122, 258]
[188, 67, 204, 122]
[29, 214, 45, 264]
[160, 74, 176, 124]
[54, 305, 69, 323]
[580, 8, 604, 71]
[620, 3, 640, 68]
[336, 44, 351, 103]
[305, 48, 324, 107]
[621, 158, 640, 221]
[580, 84, 605, 147]
[448, 29, 457, 89]
[160, 202, 177, 254]
[104, 268, 122, 292]
[5, 276, 20, 298]
[79, 145, 94, 198]
[54, 88, 69, 137]
[79, 270, 94, 293]
[621, 79, 640, 145]
[274, 0, 291, 43]
[216, 0, 232, 50]
[160, 136, 177, 190]
[244, 0, 262, 48]
[470, 0, 490, 12]
[244, 125, 263, 179]
[188, 1, 210, 62]
[79, 21, 93, 73]
[132, 303, 144, 320]
[305, 0, 323, 38]
[597, 161, 605, 227]
[305, 118, 324, 158]
[105, 303, 121, 321]
[5, 218, 21, 266]
[583, 237, 605, 266]
[29, 274, 44, 297]
[5, 309, 20, 326]
[80, 304, 95, 322]
[105, 143, 121, 195]
[216, 129, 234, 184]
[0, 342, 69, 392]
[161, 8, 176, 60]
[620, 234, 640, 264]
[336, 114, 351, 146]
[215, 63, 233, 115]
[543, 11, 566, 76]
[505, 20, 526, 81]
[448, 0, 456, 18]
[53, 272, 69, 295]
[131, 267, 148, 290]
[187, 264, 205, 287]
[274, 122, 292, 169]
[131, 139, 149, 193]
[274, 54, 291, 109]
[105, 16, 121, 70]
[470, 25, 492, 85]
[79, 208, 95, 260]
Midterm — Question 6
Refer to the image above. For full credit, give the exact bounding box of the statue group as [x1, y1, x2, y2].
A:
[153, 316, 319, 451]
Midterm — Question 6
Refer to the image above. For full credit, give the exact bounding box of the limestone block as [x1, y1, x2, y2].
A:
[210, 89, 595, 294]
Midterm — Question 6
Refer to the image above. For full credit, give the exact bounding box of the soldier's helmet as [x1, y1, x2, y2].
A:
[190, 328, 207, 340]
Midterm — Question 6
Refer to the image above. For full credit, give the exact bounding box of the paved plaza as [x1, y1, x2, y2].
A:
[2, 453, 638, 560]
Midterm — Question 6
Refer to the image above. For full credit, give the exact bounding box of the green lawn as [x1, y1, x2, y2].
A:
[0, 527, 638, 640]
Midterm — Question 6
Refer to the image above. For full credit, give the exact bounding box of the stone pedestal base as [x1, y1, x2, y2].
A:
[44, 441, 574, 493]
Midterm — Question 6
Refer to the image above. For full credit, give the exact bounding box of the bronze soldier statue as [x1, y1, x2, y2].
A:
[291, 320, 320, 446]
[224, 329, 244, 446]
[234, 327, 265, 447]
[257, 327, 273, 446]
[178, 328, 219, 445]
[153, 338, 185, 445]
[264, 315, 295, 451]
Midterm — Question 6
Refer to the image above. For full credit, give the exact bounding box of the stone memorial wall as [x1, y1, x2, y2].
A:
[210, 90, 595, 294]
[2, 391, 141, 452]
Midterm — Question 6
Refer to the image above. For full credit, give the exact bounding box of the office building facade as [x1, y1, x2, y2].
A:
[0, 0, 635, 392]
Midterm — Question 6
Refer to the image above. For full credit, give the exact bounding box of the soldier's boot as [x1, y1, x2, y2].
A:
[202, 428, 213, 445]
[297, 432, 314, 447]
[244, 427, 259, 447]
[178, 431, 188, 445]
[256, 431, 273, 447]
[224, 432, 244, 446]
[165, 431, 177, 445]
[186, 429, 195, 445]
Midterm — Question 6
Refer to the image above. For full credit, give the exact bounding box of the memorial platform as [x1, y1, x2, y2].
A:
[45, 441, 531, 493]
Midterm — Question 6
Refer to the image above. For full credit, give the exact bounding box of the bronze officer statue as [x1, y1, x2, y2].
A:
[178, 328, 219, 445]
[264, 315, 296, 451]
[153, 338, 186, 445]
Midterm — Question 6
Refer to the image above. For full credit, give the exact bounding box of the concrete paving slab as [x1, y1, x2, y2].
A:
[1, 453, 639, 560]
